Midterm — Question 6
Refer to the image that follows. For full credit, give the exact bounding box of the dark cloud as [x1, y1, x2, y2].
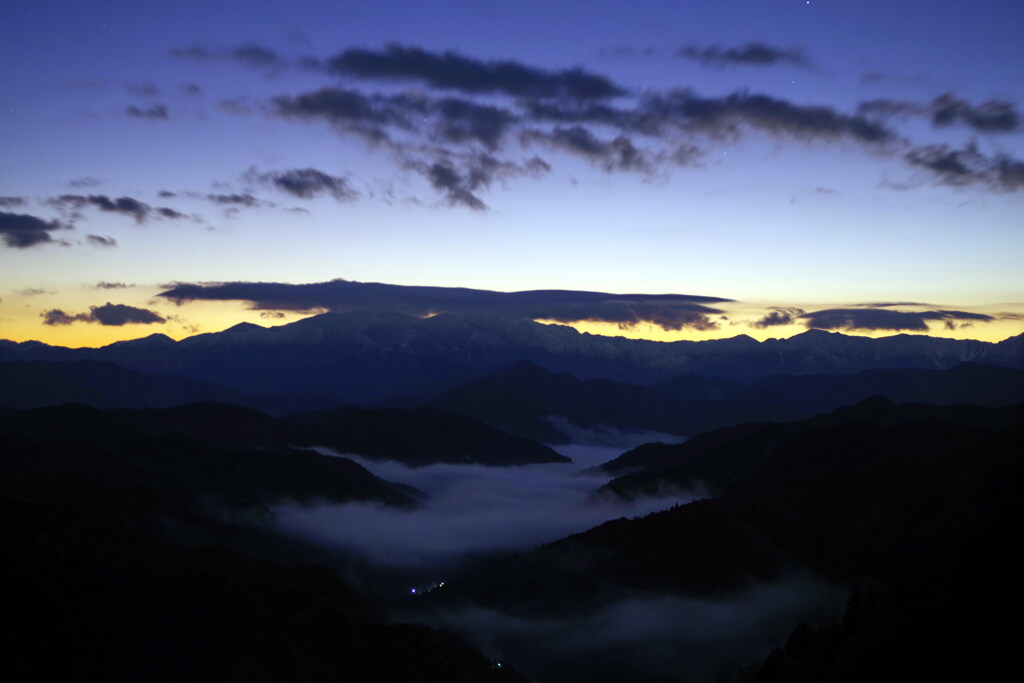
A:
[432, 97, 517, 149]
[644, 90, 894, 144]
[859, 93, 1019, 133]
[48, 194, 193, 224]
[856, 98, 924, 118]
[40, 309, 79, 325]
[126, 104, 169, 120]
[993, 155, 1024, 191]
[273, 87, 411, 143]
[86, 234, 117, 247]
[522, 99, 662, 135]
[268, 76, 905, 213]
[90, 303, 165, 325]
[203, 193, 262, 206]
[254, 48, 1024, 207]
[158, 279, 730, 330]
[523, 126, 656, 173]
[404, 153, 547, 210]
[155, 207, 187, 219]
[0, 211, 65, 248]
[158, 190, 177, 198]
[907, 143, 987, 185]
[325, 43, 626, 100]
[93, 281, 131, 289]
[931, 93, 1019, 132]
[677, 42, 811, 68]
[247, 167, 359, 201]
[275, 88, 517, 149]
[906, 143, 1024, 192]
[181, 83, 203, 96]
[415, 159, 488, 210]
[750, 307, 806, 328]
[801, 308, 995, 332]
[170, 42, 288, 68]
[0, 196, 27, 207]
[51, 194, 151, 222]
[126, 82, 160, 97]
[41, 302, 166, 327]
[68, 176, 101, 188]
[18, 288, 50, 296]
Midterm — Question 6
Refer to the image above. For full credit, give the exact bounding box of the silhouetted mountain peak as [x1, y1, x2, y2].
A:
[109, 332, 176, 348]
[783, 328, 843, 345]
[223, 322, 265, 334]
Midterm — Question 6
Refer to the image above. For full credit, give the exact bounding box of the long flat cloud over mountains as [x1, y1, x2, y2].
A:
[158, 279, 731, 330]
[801, 308, 996, 332]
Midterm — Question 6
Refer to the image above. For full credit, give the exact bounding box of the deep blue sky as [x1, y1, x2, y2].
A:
[2, 0, 1022, 345]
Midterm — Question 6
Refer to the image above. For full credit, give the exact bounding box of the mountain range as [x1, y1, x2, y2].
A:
[5, 355, 1021, 446]
[3, 311, 1021, 401]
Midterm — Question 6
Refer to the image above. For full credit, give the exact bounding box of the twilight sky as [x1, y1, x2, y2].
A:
[2, 0, 1022, 347]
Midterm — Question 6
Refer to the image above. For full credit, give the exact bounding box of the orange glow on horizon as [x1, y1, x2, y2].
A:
[2, 297, 1021, 348]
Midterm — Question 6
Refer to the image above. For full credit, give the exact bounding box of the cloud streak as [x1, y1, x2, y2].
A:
[677, 42, 811, 68]
[126, 104, 169, 120]
[324, 44, 626, 100]
[643, 90, 894, 144]
[859, 92, 1019, 133]
[906, 143, 1024, 192]
[170, 42, 289, 69]
[48, 194, 189, 224]
[522, 126, 657, 173]
[246, 167, 359, 201]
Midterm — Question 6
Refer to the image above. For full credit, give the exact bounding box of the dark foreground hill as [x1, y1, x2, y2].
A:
[0, 463, 526, 682]
[0, 398, 565, 472]
[0, 398, 540, 681]
[0, 403, 421, 510]
[0, 359, 349, 415]
[447, 400, 1022, 613]
[596, 396, 1022, 492]
[5, 357, 1021, 450]
[399, 360, 1024, 443]
[421, 400, 1023, 680]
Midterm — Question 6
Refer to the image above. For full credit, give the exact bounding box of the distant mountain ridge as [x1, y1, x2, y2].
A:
[2, 311, 1020, 401]
[0, 360, 349, 416]
[397, 360, 1024, 443]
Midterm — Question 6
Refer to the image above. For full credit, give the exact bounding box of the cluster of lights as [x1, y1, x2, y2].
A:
[409, 580, 445, 595]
